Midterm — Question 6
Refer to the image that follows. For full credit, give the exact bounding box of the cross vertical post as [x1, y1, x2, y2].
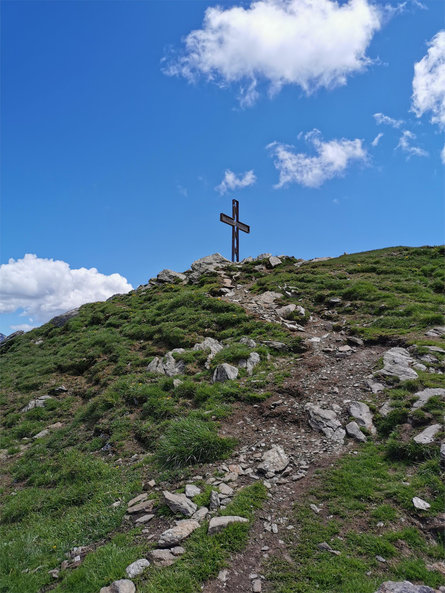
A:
[220, 199, 250, 262]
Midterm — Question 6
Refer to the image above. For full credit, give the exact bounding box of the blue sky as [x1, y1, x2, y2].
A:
[1, 0, 444, 335]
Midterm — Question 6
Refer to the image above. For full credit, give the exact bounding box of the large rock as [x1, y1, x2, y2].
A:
[268, 256, 282, 268]
[276, 304, 296, 319]
[158, 519, 200, 547]
[147, 350, 185, 376]
[305, 404, 345, 443]
[239, 352, 260, 376]
[413, 424, 442, 445]
[374, 582, 436, 593]
[257, 445, 289, 475]
[256, 291, 283, 306]
[100, 580, 136, 593]
[21, 395, 53, 413]
[208, 516, 248, 535]
[163, 491, 197, 517]
[376, 348, 418, 382]
[193, 337, 224, 368]
[348, 401, 376, 434]
[163, 350, 186, 377]
[345, 421, 367, 443]
[425, 326, 445, 338]
[157, 269, 186, 283]
[50, 308, 80, 328]
[189, 254, 231, 281]
[412, 388, 445, 410]
[125, 559, 150, 578]
[212, 363, 238, 383]
[149, 549, 176, 567]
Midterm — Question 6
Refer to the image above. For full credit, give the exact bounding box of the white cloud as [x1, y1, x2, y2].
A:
[371, 132, 384, 146]
[164, 0, 382, 106]
[0, 254, 133, 326]
[396, 130, 429, 158]
[10, 323, 35, 332]
[412, 30, 445, 130]
[373, 112, 404, 128]
[215, 169, 256, 194]
[268, 129, 367, 188]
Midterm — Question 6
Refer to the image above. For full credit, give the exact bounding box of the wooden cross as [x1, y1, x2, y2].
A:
[220, 199, 250, 262]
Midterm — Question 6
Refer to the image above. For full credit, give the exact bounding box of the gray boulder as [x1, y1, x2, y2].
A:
[157, 269, 186, 283]
[146, 356, 165, 375]
[425, 326, 445, 338]
[163, 491, 197, 517]
[239, 352, 260, 376]
[185, 484, 201, 498]
[213, 363, 238, 383]
[345, 421, 367, 443]
[413, 424, 442, 445]
[305, 404, 345, 444]
[376, 348, 418, 382]
[21, 395, 53, 413]
[193, 337, 224, 368]
[209, 490, 220, 511]
[125, 559, 150, 578]
[240, 337, 257, 348]
[412, 388, 445, 410]
[158, 519, 200, 547]
[163, 350, 186, 377]
[348, 401, 376, 434]
[256, 291, 283, 306]
[268, 256, 282, 268]
[192, 506, 209, 522]
[50, 308, 80, 328]
[276, 304, 296, 319]
[374, 582, 436, 593]
[257, 445, 289, 475]
[189, 253, 231, 281]
[149, 549, 176, 566]
[100, 580, 136, 593]
[208, 516, 248, 535]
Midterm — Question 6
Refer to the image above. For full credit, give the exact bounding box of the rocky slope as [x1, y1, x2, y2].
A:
[0, 246, 444, 593]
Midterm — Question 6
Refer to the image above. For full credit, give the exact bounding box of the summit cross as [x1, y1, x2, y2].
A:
[220, 199, 250, 263]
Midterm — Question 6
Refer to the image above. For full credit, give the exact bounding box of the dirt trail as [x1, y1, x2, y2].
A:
[202, 279, 386, 592]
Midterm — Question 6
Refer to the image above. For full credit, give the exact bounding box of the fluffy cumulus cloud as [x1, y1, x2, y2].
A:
[268, 129, 367, 188]
[373, 112, 404, 128]
[412, 30, 445, 163]
[0, 254, 133, 326]
[412, 30, 445, 129]
[215, 169, 256, 194]
[164, 0, 382, 106]
[396, 130, 429, 158]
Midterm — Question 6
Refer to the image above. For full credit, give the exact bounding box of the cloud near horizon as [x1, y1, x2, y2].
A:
[268, 130, 367, 188]
[164, 0, 382, 106]
[215, 169, 256, 194]
[0, 254, 133, 328]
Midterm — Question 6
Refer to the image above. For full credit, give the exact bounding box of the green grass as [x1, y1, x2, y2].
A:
[267, 444, 444, 593]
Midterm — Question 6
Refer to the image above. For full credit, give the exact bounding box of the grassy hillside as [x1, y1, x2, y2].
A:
[0, 246, 444, 593]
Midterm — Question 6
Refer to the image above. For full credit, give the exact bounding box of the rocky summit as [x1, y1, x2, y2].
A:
[0, 246, 444, 593]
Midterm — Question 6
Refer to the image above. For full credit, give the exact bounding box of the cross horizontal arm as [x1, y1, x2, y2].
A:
[220, 213, 250, 234]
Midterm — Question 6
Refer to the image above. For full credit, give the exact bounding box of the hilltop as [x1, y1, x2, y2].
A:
[0, 246, 444, 593]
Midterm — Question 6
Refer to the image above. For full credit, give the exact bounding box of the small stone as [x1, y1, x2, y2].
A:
[310, 504, 321, 514]
[345, 421, 367, 443]
[126, 499, 155, 514]
[413, 424, 441, 445]
[171, 546, 185, 556]
[348, 401, 376, 434]
[33, 429, 50, 439]
[149, 549, 176, 567]
[217, 569, 229, 582]
[125, 559, 150, 578]
[219, 483, 233, 496]
[376, 555, 387, 563]
[127, 493, 148, 508]
[192, 506, 209, 522]
[135, 514, 154, 524]
[213, 363, 239, 383]
[252, 578, 262, 592]
[100, 580, 136, 593]
[257, 445, 289, 475]
[163, 490, 197, 517]
[208, 516, 248, 535]
[209, 490, 220, 511]
[158, 519, 200, 547]
[412, 497, 430, 510]
[185, 484, 201, 498]
[48, 569, 59, 579]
